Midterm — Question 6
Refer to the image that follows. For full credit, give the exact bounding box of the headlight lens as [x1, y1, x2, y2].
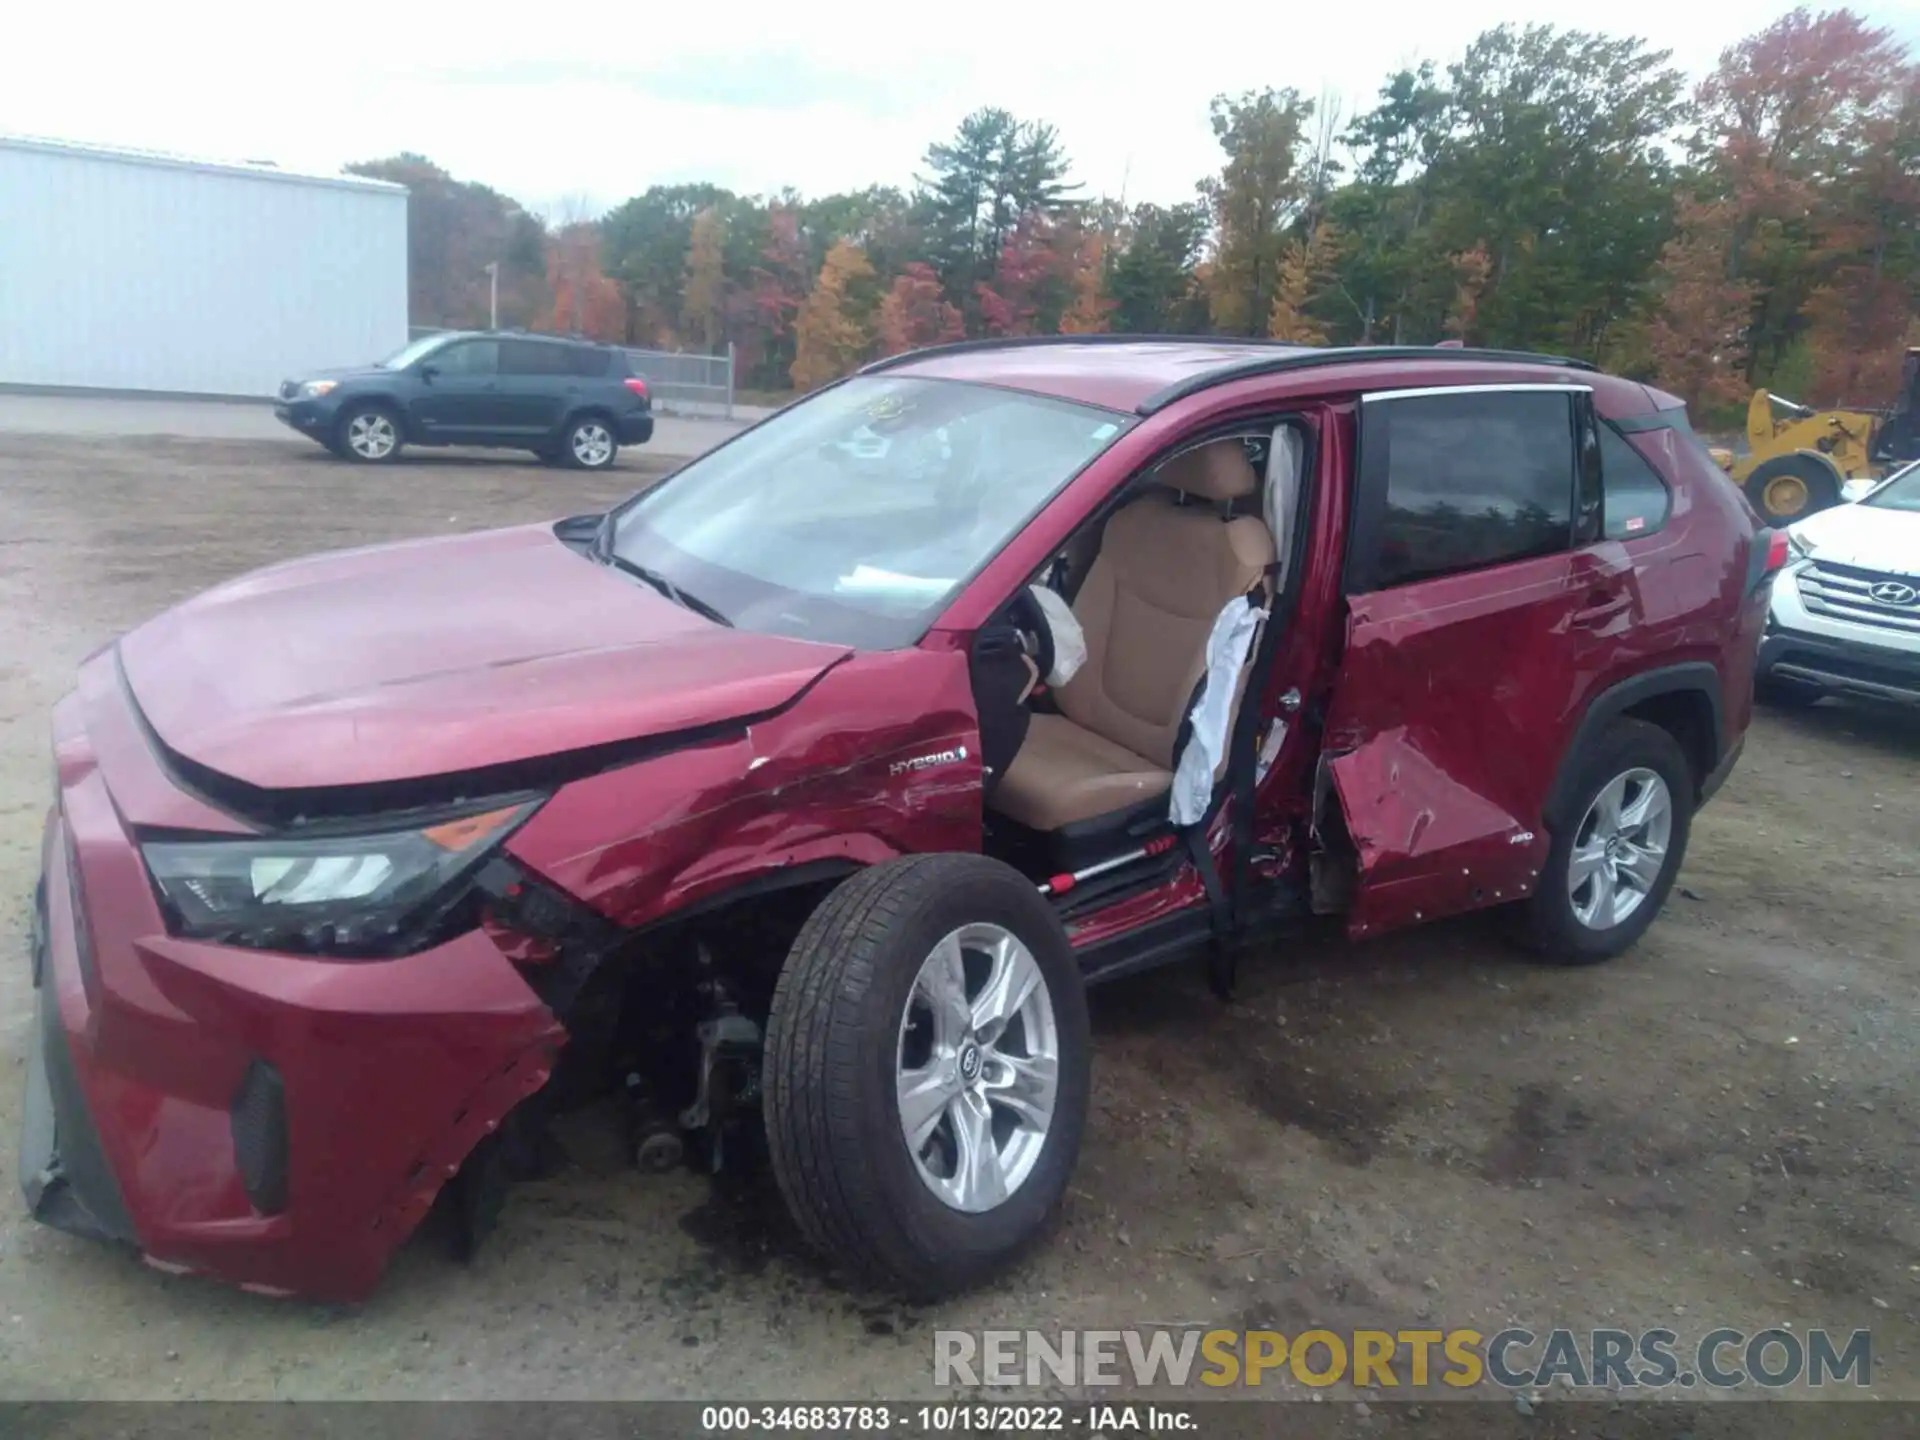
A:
[143, 799, 536, 957]
[300, 379, 339, 397]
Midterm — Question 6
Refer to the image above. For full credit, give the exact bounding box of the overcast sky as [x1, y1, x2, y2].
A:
[6, 1, 1917, 219]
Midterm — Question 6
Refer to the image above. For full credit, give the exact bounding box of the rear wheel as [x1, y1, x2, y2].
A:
[763, 854, 1090, 1298]
[561, 416, 618, 470]
[1743, 453, 1841, 524]
[1514, 719, 1693, 965]
[336, 404, 403, 464]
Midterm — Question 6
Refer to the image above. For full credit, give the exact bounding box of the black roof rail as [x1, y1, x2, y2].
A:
[1135, 345, 1599, 415]
[859, 332, 1290, 376]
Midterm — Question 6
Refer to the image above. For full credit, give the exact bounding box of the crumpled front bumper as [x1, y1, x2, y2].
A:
[20, 880, 137, 1247]
[20, 794, 567, 1301]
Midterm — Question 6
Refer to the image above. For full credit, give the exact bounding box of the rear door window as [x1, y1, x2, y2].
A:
[1352, 388, 1579, 591]
[499, 340, 572, 376]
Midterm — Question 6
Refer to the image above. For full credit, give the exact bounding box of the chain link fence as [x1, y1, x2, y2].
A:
[405, 328, 735, 418]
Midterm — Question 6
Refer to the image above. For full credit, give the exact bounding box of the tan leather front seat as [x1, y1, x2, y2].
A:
[991, 441, 1276, 832]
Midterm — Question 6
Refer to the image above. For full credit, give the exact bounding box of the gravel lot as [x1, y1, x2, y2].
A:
[0, 427, 1916, 1413]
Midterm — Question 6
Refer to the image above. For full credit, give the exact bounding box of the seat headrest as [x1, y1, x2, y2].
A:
[1153, 441, 1258, 501]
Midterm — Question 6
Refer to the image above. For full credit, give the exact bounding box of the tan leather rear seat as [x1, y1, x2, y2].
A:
[991, 440, 1276, 832]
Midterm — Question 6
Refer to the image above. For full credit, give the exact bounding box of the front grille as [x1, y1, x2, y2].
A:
[1796, 561, 1920, 636]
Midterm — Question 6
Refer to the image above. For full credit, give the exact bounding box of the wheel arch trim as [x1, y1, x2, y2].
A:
[1545, 663, 1724, 825]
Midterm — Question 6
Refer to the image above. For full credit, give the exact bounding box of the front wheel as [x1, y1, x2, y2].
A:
[1512, 719, 1693, 965]
[336, 405, 403, 463]
[763, 854, 1090, 1299]
[1743, 453, 1841, 524]
[561, 416, 618, 470]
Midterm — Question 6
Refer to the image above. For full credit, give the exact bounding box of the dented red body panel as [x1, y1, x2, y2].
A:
[24, 342, 1760, 1300]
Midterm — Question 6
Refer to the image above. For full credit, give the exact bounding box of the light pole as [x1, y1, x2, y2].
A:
[484, 261, 499, 330]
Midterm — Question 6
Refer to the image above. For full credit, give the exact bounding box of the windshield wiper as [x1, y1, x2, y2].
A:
[598, 549, 733, 628]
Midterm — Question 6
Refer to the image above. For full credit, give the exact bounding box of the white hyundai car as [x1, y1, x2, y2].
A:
[1757, 459, 1920, 707]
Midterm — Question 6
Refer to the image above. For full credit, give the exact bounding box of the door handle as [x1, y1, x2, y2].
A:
[1572, 589, 1631, 627]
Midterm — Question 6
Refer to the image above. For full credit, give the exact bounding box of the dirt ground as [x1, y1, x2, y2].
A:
[0, 430, 1916, 1410]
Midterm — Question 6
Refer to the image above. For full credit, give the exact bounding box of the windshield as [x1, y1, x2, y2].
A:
[608, 376, 1127, 648]
[379, 334, 457, 369]
[1863, 459, 1920, 514]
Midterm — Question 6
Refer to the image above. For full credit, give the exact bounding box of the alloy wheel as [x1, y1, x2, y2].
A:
[571, 422, 614, 467]
[1567, 767, 1673, 930]
[346, 412, 397, 460]
[895, 923, 1059, 1213]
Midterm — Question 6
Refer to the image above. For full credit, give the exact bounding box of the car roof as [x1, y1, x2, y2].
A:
[865, 337, 1662, 421]
[447, 330, 609, 348]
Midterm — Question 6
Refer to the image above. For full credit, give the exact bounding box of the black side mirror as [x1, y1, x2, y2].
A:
[418, 364, 439, 383]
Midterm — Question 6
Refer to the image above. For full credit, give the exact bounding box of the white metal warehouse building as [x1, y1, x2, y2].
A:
[0, 135, 407, 398]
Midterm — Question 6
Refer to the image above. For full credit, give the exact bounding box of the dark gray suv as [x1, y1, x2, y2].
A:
[275, 331, 654, 469]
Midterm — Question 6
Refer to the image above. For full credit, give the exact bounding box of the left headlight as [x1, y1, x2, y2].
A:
[143, 799, 537, 957]
[300, 379, 339, 398]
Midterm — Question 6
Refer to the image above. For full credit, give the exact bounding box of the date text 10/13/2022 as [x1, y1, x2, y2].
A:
[700, 1405, 1196, 1433]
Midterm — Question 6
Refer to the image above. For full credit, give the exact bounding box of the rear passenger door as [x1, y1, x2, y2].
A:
[496, 340, 576, 437]
[1321, 383, 1618, 939]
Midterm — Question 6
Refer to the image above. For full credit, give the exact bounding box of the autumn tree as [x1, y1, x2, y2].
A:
[791, 239, 877, 390]
[1267, 220, 1343, 343]
[346, 154, 548, 328]
[681, 207, 727, 352]
[1684, 8, 1915, 396]
[877, 263, 964, 354]
[542, 223, 626, 341]
[742, 207, 810, 389]
[1646, 199, 1758, 411]
[1058, 226, 1113, 335]
[1202, 88, 1315, 334]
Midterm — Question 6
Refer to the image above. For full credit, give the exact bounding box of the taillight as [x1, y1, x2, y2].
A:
[1765, 529, 1790, 572]
[623, 377, 649, 400]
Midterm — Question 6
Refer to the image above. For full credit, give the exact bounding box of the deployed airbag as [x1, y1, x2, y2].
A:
[1027, 584, 1087, 686]
[1170, 597, 1263, 826]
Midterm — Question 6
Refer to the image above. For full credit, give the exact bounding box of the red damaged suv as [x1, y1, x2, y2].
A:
[22, 340, 1777, 1302]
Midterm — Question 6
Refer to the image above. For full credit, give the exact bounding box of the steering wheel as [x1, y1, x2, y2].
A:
[1004, 585, 1056, 684]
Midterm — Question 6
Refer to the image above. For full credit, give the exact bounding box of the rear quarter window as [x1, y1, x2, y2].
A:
[1600, 424, 1672, 540]
[567, 346, 615, 378]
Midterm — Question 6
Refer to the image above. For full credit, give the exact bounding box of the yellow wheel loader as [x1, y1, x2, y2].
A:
[1715, 348, 1920, 523]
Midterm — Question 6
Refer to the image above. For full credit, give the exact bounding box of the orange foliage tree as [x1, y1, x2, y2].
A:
[1267, 220, 1342, 343]
[682, 207, 727, 352]
[1646, 198, 1757, 410]
[543, 223, 626, 341]
[791, 240, 877, 390]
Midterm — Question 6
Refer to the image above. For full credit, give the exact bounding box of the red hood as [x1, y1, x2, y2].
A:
[118, 524, 850, 791]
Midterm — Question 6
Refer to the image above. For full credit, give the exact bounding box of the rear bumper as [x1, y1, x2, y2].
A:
[1758, 628, 1920, 705]
[616, 412, 654, 445]
[19, 666, 566, 1300]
